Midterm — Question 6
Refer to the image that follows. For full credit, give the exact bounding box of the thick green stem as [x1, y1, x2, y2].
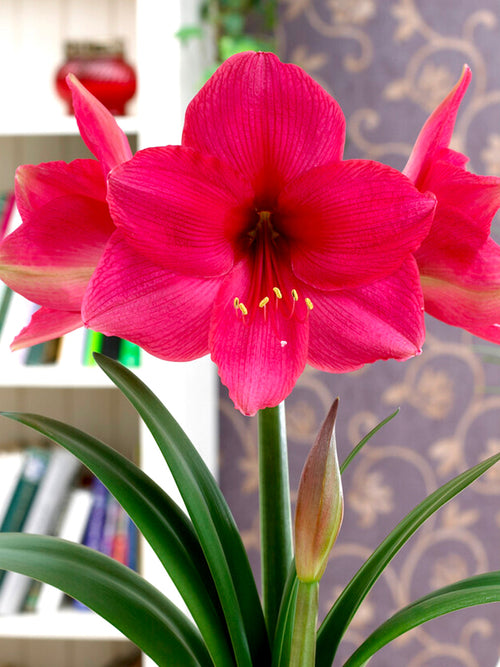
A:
[258, 402, 293, 640]
[290, 580, 319, 667]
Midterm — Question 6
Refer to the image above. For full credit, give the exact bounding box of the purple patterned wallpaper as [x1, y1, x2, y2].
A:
[219, 2, 500, 665]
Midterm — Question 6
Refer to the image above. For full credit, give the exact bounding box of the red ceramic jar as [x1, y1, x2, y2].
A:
[55, 40, 137, 115]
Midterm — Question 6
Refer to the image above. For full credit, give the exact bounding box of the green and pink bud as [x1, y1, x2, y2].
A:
[294, 398, 344, 583]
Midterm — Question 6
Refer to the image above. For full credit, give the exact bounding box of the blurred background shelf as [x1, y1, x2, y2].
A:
[0, 2, 216, 667]
[0, 610, 126, 640]
[0, 115, 139, 138]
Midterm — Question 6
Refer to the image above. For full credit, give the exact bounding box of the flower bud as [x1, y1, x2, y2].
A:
[294, 398, 343, 583]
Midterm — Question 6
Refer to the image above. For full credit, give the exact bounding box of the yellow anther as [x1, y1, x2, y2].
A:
[305, 298, 314, 310]
[273, 287, 283, 299]
[239, 303, 248, 316]
[234, 297, 240, 309]
[291, 289, 298, 301]
[259, 296, 270, 308]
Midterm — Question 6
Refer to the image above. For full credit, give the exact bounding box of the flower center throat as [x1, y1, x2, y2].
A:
[233, 210, 313, 335]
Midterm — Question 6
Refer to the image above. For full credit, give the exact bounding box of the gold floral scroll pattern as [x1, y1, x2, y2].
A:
[218, 2, 500, 665]
[280, 0, 500, 176]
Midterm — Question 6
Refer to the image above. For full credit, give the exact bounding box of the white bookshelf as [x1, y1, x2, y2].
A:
[0, 611, 125, 640]
[0, 1, 216, 666]
[0, 115, 140, 138]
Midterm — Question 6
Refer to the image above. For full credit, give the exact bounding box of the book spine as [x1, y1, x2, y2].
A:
[0, 451, 25, 527]
[0, 448, 50, 593]
[111, 505, 129, 565]
[99, 495, 120, 558]
[82, 330, 103, 366]
[119, 339, 141, 366]
[127, 517, 138, 571]
[0, 448, 50, 533]
[35, 488, 93, 613]
[82, 477, 109, 551]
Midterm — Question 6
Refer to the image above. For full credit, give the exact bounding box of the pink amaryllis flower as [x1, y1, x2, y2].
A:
[83, 52, 435, 415]
[404, 65, 500, 342]
[0, 74, 132, 349]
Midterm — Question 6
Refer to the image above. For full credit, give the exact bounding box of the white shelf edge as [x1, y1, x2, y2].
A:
[0, 364, 119, 388]
[0, 115, 139, 137]
[0, 609, 127, 640]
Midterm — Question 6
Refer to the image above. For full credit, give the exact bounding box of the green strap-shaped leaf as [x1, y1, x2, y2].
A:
[0, 411, 233, 667]
[316, 450, 500, 666]
[342, 571, 500, 667]
[94, 353, 269, 667]
[0, 533, 211, 667]
[340, 410, 399, 473]
[271, 560, 300, 667]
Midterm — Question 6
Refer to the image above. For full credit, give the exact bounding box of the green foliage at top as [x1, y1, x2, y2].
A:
[178, 0, 277, 81]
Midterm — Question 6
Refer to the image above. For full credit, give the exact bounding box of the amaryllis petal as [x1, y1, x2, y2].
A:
[15, 159, 106, 221]
[183, 51, 345, 200]
[404, 64, 472, 187]
[209, 258, 309, 416]
[67, 74, 133, 174]
[11, 308, 82, 351]
[405, 65, 500, 346]
[420, 238, 500, 343]
[307, 257, 425, 372]
[415, 173, 500, 273]
[108, 146, 253, 277]
[83, 232, 219, 360]
[417, 157, 500, 255]
[280, 160, 436, 290]
[0, 195, 114, 310]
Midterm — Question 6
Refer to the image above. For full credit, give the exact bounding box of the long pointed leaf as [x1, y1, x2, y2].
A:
[342, 571, 500, 667]
[0, 411, 234, 667]
[341, 410, 399, 474]
[272, 560, 300, 667]
[94, 353, 269, 667]
[0, 533, 211, 667]
[316, 451, 500, 666]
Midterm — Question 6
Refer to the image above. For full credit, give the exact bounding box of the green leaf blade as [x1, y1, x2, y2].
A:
[0, 411, 233, 667]
[0, 533, 211, 667]
[342, 572, 500, 667]
[94, 354, 269, 667]
[340, 409, 399, 474]
[316, 451, 500, 666]
[271, 561, 299, 667]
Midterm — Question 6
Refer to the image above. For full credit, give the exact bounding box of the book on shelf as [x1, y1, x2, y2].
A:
[0, 446, 50, 590]
[73, 477, 137, 611]
[81, 476, 109, 552]
[0, 456, 139, 615]
[0, 305, 141, 368]
[0, 447, 50, 535]
[0, 448, 25, 527]
[82, 331, 141, 367]
[100, 493, 121, 558]
[112, 504, 131, 565]
[34, 487, 93, 613]
[0, 448, 81, 615]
